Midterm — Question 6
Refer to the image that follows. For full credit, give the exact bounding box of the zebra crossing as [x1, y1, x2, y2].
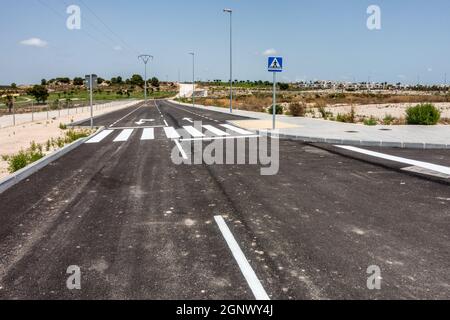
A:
[85, 124, 255, 144]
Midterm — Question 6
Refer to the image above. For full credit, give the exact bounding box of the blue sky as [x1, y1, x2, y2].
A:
[1, 0, 450, 85]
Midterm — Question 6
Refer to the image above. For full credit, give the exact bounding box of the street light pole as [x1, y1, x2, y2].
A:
[138, 54, 153, 106]
[189, 52, 195, 107]
[224, 8, 233, 114]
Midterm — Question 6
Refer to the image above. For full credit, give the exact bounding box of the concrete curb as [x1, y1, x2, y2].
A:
[0, 127, 104, 195]
[255, 130, 449, 149]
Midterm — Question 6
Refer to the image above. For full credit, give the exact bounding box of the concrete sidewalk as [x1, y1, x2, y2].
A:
[169, 100, 450, 149]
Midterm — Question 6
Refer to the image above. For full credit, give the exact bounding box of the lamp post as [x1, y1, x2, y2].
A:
[223, 8, 233, 114]
[189, 52, 195, 107]
[138, 54, 153, 106]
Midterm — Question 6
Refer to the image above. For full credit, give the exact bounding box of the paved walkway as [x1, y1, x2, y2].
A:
[169, 100, 450, 149]
[0, 100, 138, 129]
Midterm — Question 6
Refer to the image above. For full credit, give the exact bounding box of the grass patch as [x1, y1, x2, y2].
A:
[364, 117, 378, 126]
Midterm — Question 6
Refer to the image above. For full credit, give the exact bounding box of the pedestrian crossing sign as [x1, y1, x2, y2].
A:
[268, 57, 283, 72]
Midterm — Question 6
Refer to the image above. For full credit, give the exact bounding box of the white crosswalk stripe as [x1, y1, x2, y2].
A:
[141, 128, 155, 140]
[164, 127, 181, 139]
[86, 125, 257, 144]
[183, 126, 205, 138]
[203, 125, 230, 136]
[220, 124, 254, 135]
[86, 130, 114, 143]
[114, 129, 134, 142]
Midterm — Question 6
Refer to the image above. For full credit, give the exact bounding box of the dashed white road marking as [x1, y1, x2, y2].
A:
[86, 130, 114, 143]
[164, 127, 181, 139]
[141, 128, 155, 140]
[214, 215, 270, 301]
[164, 120, 169, 127]
[203, 125, 230, 136]
[113, 129, 134, 142]
[220, 124, 254, 135]
[337, 145, 450, 175]
[183, 126, 205, 138]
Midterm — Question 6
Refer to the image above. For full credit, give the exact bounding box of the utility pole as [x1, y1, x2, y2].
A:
[138, 54, 153, 106]
[223, 8, 233, 114]
[189, 52, 195, 107]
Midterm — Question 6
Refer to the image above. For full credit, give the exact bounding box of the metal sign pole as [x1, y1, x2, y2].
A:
[90, 75, 93, 129]
[273, 72, 276, 130]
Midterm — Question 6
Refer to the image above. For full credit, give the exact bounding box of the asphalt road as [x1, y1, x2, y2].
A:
[0, 100, 448, 300]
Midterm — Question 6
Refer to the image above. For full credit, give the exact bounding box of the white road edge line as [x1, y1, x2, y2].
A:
[336, 145, 450, 175]
[174, 140, 188, 160]
[214, 215, 270, 301]
[109, 104, 144, 127]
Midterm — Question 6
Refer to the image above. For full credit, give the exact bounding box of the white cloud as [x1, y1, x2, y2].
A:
[262, 48, 277, 56]
[20, 38, 48, 48]
[113, 45, 123, 51]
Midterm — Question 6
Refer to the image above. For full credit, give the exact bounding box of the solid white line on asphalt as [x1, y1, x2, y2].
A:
[183, 126, 205, 138]
[214, 215, 270, 301]
[220, 124, 254, 135]
[180, 135, 260, 142]
[337, 145, 450, 175]
[141, 128, 155, 140]
[113, 129, 134, 142]
[174, 140, 188, 159]
[164, 127, 181, 139]
[203, 125, 230, 136]
[109, 105, 143, 127]
[85, 130, 114, 143]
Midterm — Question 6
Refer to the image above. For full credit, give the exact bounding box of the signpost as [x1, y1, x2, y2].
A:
[268, 57, 283, 130]
[85, 74, 97, 129]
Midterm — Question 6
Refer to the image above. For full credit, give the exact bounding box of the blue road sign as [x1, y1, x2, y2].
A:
[268, 57, 283, 72]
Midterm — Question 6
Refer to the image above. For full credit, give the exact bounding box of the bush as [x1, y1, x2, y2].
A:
[267, 104, 283, 115]
[7, 141, 45, 173]
[406, 103, 441, 125]
[289, 102, 306, 117]
[336, 107, 356, 123]
[364, 117, 377, 126]
[383, 114, 395, 125]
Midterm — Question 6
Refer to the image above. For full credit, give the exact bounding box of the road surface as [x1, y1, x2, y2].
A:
[0, 100, 448, 300]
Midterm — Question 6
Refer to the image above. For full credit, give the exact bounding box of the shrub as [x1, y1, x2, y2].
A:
[406, 103, 440, 125]
[289, 102, 306, 117]
[7, 142, 45, 173]
[383, 114, 395, 125]
[59, 123, 67, 130]
[364, 117, 377, 126]
[336, 108, 356, 123]
[267, 104, 283, 115]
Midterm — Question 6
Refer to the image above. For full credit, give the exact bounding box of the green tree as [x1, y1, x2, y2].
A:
[279, 83, 289, 90]
[130, 74, 144, 87]
[3, 94, 14, 113]
[41, 79, 47, 86]
[73, 77, 84, 86]
[97, 77, 105, 84]
[11, 83, 17, 89]
[151, 77, 160, 88]
[27, 85, 49, 104]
